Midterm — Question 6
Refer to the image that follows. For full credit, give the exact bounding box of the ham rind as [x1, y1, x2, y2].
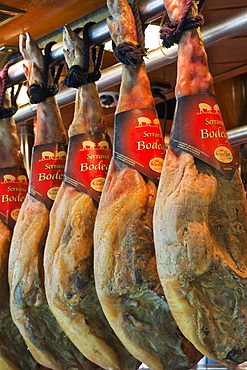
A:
[0, 84, 38, 369]
[8, 33, 98, 370]
[154, 0, 247, 365]
[43, 25, 139, 370]
[93, 1, 202, 369]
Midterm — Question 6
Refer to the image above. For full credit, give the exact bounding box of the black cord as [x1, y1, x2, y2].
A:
[198, 0, 207, 12]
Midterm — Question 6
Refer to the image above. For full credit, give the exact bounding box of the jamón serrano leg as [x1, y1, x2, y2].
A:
[0, 77, 38, 369]
[44, 25, 139, 370]
[93, 1, 202, 369]
[8, 33, 96, 370]
[154, 0, 247, 365]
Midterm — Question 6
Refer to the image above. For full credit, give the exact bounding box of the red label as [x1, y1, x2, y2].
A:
[0, 168, 28, 228]
[64, 132, 112, 202]
[170, 94, 236, 179]
[28, 143, 67, 209]
[113, 108, 165, 182]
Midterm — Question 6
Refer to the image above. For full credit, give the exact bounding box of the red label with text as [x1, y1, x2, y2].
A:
[64, 132, 112, 202]
[29, 143, 67, 209]
[170, 94, 236, 179]
[0, 167, 28, 228]
[113, 108, 165, 182]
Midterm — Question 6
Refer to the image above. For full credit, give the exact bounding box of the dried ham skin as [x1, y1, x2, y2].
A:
[155, 149, 247, 364]
[94, 160, 202, 370]
[9, 33, 98, 370]
[0, 222, 38, 370]
[45, 181, 138, 370]
[154, 0, 247, 365]
[9, 194, 95, 369]
[0, 83, 38, 369]
[44, 25, 139, 370]
[94, 1, 203, 369]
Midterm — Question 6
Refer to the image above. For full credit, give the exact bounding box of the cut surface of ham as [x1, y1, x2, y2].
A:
[8, 33, 98, 370]
[0, 75, 38, 369]
[44, 24, 139, 370]
[154, 0, 247, 365]
[93, 1, 202, 369]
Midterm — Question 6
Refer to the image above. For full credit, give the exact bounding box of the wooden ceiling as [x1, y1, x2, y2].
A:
[0, 0, 246, 132]
[0, 0, 106, 47]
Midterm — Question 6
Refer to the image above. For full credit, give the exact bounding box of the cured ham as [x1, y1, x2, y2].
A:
[154, 0, 247, 365]
[0, 66, 38, 369]
[8, 33, 97, 370]
[93, 1, 202, 369]
[44, 24, 139, 370]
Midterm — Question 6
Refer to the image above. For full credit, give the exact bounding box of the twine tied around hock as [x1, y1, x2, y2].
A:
[160, 0, 204, 48]
[63, 22, 104, 88]
[27, 41, 64, 104]
[0, 62, 22, 119]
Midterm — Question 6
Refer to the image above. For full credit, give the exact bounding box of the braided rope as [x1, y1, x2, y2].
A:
[0, 62, 22, 119]
[132, 0, 145, 49]
[113, 42, 147, 66]
[63, 23, 104, 88]
[82, 22, 95, 74]
[113, 0, 147, 66]
[63, 65, 101, 88]
[0, 61, 14, 108]
[0, 83, 22, 119]
[43, 41, 56, 88]
[27, 41, 62, 104]
[160, 0, 204, 48]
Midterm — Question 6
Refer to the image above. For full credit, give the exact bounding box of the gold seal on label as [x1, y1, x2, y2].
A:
[149, 157, 164, 173]
[90, 177, 106, 192]
[47, 187, 60, 200]
[214, 146, 233, 164]
[11, 208, 20, 221]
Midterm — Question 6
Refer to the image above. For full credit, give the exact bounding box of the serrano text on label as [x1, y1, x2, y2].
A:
[205, 118, 223, 125]
[7, 187, 27, 192]
[86, 154, 110, 159]
[45, 164, 65, 169]
[142, 131, 162, 138]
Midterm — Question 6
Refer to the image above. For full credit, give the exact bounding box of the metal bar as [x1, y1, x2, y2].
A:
[14, 7, 247, 130]
[228, 126, 247, 147]
[7, 0, 167, 86]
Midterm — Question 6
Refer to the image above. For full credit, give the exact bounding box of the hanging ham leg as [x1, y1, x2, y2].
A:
[93, 1, 202, 369]
[154, 0, 247, 365]
[0, 79, 38, 370]
[8, 33, 98, 370]
[44, 25, 139, 370]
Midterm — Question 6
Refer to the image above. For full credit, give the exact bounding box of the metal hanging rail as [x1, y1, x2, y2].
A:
[7, 0, 166, 86]
[228, 126, 247, 147]
[8, 3, 247, 145]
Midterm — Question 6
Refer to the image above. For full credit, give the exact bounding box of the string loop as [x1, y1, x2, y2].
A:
[63, 22, 104, 88]
[112, 0, 148, 66]
[27, 41, 63, 104]
[160, 0, 204, 48]
[0, 62, 22, 119]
